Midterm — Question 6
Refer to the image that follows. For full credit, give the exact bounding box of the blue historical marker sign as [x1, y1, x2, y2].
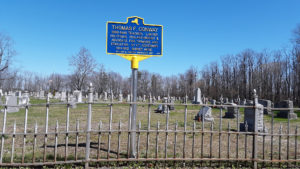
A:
[106, 16, 163, 56]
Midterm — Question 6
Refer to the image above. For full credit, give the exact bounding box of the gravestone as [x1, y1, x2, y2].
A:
[127, 94, 131, 102]
[240, 90, 265, 132]
[258, 99, 272, 115]
[94, 93, 99, 101]
[73, 90, 82, 103]
[48, 93, 53, 99]
[193, 88, 203, 104]
[5, 95, 19, 113]
[223, 103, 238, 118]
[168, 97, 175, 110]
[157, 96, 161, 101]
[104, 92, 108, 101]
[162, 97, 168, 113]
[219, 95, 224, 104]
[237, 97, 241, 105]
[69, 100, 77, 108]
[155, 105, 163, 113]
[61, 91, 66, 101]
[118, 93, 123, 102]
[246, 100, 253, 105]
[205, 97, 209, 104]
[149, 94, 153, 103]
[15, 91, 22, 97]
[39, 90, 45, 99]
[195, 106, 214, 122]
[143, 95, 146, 102]
[225, 97, 229, 103]
[19, 91, 30, 106]
[155, 97, 170, 114]
[109, 91, 114, 101]
[211, 99, 216, 107]
[185, 95, 188, 104]
[54, 92, 61, 99]
[277, 100, 297, 119]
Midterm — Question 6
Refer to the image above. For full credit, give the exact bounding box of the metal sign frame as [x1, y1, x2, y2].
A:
[106, 16, 163, 57]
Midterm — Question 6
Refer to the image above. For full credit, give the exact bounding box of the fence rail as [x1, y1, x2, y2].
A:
[0, 89, 300, 168]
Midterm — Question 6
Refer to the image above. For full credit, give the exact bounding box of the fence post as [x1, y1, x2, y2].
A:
[252, 89, 258, 169]
[85, 83, 93, 168]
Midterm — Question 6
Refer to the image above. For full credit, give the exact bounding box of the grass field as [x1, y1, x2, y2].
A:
[0, 97, 299, 166]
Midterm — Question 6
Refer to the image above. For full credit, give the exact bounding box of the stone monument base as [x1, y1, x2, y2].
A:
[276, 112, 298, 119]
[240, 123, 267, 132]
[1, 107, 19, 113]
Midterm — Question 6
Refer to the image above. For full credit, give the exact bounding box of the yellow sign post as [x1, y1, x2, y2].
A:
[107, 16, 163, 157]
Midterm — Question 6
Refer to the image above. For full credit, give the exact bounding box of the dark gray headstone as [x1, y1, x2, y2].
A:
[276, 100, 297, 119]
[240, 103, 264, 132]
[223, 103, 238, 118]
[258, 99, 272, 115]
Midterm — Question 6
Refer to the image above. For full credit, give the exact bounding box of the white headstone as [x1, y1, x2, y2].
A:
[127, 94, 131, 102]
[73, 90, 82, 103]
[5, 95, 19, 113]
[194, 88, 203, 104]
[19, 91, 30, 106]
[94, 93, 99, 101]
[39, 90, 45, 99]
[196, 106, 214, 122]
[104, 92, 108, 101]
[61, 91, 66, 101]
[118, 93, 123, 102]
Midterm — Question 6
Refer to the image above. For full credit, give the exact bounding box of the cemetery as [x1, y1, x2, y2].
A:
[1, 1, 300, 168]
[0, 86, 300, 168]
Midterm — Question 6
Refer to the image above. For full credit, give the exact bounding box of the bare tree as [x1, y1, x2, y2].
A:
[92, 64, 109, 94]
[0, 32, 16, 82]
[49, 73, 65, 93]
[69, 47, 97, 90]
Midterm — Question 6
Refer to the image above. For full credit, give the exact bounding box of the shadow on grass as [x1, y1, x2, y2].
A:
[44, 142, 128, 158]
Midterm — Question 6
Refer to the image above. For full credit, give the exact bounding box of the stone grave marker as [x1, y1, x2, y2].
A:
[93, 93, 98, 101]
[240, 90, 265, 132]
[118, 93, 123, 102]
[193, 88, 203, 104]
[223, 103, 238, 118]
[5, 95, 19, 113]
[258, 99, 272, 115]
[195, 106, 214, 122]
[19, 91, 30, 106]
[39, 90, 45, 99]
[61, 91, 66, 101]
[73, 90, 82, 103]
[104, 92, 108, 101]
[276, 100, 297, 119]
[168, 97, 175, 110]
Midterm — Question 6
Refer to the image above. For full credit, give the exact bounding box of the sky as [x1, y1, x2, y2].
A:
[0, 0, 300, 78]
